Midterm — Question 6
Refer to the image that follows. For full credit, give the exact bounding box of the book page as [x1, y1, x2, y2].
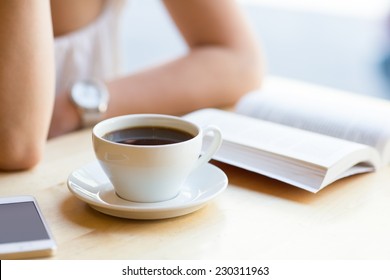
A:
[236, 87, 390, 164]
[186, 109, 377, 169]
[185, 109, 381, 192]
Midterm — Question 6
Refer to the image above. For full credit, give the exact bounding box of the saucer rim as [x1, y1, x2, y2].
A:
[67, 161, 228, 216]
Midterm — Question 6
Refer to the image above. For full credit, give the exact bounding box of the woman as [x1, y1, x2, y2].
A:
[0, 0, 263, 170]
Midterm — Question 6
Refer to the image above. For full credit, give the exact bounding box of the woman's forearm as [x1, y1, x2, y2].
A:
[106, 45, 262, 117]
[48, 0, 263, 140]
[105, 0, 263, 117]
[0, 1, 55, 170]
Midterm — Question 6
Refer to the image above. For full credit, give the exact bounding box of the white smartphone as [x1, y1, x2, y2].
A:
[0, 195, 56, 259]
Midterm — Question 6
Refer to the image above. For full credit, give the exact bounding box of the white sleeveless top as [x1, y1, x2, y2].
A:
[54, 0, 124, 95]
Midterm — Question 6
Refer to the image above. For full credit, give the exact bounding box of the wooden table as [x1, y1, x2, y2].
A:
[1, 77, 389, 260]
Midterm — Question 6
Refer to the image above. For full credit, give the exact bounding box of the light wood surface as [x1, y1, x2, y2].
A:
[1, 77, 389, 260]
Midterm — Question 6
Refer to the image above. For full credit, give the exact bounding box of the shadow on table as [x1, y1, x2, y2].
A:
[212, 161, 373, 205]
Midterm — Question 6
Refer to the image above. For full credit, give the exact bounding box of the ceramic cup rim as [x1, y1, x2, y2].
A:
[92, 114, 201, 148]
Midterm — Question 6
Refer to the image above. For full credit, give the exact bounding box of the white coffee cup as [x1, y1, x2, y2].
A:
[92, 114, 222, 202]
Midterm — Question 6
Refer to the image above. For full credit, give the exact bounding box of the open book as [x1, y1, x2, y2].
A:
[184, 84, 390, 193]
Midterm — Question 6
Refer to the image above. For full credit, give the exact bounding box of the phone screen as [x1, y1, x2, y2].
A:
[0, 201, 50, 243]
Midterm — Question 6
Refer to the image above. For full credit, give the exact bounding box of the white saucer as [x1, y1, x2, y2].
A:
[67, 161, 228, 220]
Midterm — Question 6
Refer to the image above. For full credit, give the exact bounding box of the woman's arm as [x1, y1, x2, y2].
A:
[49, 0, 263, 137]
[0, 1, 55, 170]
[107, 0, 263, 116]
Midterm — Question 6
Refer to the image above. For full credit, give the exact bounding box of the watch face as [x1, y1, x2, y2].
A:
[72, 81, 103, 109]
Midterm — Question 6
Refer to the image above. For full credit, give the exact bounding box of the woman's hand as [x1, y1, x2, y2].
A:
[48, 90, 81, 139]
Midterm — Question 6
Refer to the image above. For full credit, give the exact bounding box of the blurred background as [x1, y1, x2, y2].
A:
[119, 0, 390, 99]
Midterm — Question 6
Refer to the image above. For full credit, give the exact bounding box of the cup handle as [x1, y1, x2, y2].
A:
[193, 125, 222, 170]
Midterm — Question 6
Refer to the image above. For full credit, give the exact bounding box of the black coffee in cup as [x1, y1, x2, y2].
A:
[103, 126, 194, 146]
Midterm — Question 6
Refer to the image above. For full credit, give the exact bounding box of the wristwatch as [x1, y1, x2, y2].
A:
[70, 79, 110, 127]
